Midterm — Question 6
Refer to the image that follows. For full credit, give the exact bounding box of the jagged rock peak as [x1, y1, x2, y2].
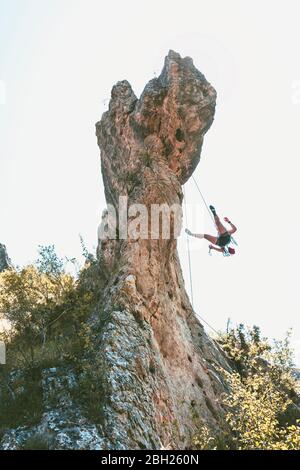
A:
[96, 50, 217, 210]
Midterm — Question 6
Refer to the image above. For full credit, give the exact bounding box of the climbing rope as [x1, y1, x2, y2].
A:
[183, 184, 194, 308]
[192, 175, 216, 227]
[183, 175, 215, 305]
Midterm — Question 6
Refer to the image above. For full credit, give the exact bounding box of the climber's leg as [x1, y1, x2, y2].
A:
[204, 234, 218, 245]
[209, 205, 227, 235]
[214, 215, 227, 235]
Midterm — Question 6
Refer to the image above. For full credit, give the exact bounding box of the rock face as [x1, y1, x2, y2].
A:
[95, 51, 231, 449]
[0, 368, 104, 450]
[0, 244, 11, 272]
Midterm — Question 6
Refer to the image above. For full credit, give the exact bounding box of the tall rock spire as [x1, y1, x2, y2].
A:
[95, 51, 230, 449]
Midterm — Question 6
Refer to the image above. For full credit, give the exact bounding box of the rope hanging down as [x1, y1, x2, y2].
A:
[183, 185, 194, 308]
[192, 175, 216, 226]
[183, 176, 214, 306]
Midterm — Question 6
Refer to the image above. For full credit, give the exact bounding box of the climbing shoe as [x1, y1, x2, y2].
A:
[209, 205, 217, 216]
[185, 228, 192, 236]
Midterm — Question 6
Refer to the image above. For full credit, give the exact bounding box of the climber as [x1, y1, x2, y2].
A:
[185, 205, 237, 255]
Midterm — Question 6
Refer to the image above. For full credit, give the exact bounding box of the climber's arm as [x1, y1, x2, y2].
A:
[228, 223, 237, 234]
[209, 244, 223, 253]
[224, 217, 237, 234]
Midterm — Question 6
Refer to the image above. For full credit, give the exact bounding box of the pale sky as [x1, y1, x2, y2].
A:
[1, 0, 300, 362]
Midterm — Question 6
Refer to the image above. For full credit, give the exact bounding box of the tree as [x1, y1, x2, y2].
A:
[0, 246, 75, 365]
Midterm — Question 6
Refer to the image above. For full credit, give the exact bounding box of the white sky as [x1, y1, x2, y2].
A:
[1, 0, 300, 362]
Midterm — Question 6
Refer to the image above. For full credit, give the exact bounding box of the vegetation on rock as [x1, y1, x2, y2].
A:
[0, 244, 105, 439]
[193, 325, 300, 450]
[1, 247, 300, 449]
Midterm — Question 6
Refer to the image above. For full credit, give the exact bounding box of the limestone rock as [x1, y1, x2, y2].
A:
[94, 50, 231, 449]
[0, 367, 104, 450]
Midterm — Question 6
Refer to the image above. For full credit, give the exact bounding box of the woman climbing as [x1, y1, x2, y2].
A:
[185, 205, 237, 255]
